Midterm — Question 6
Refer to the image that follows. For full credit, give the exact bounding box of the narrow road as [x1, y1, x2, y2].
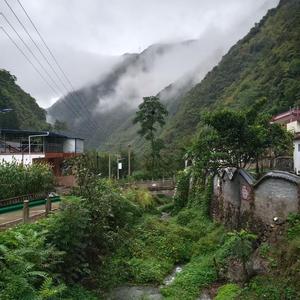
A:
[0, 202, 60, 225]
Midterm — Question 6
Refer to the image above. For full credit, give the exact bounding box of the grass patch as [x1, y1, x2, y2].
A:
[215, 283, 242, 300]
[97, 209, 218, 292]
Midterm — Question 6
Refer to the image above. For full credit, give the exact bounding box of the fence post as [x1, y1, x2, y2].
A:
[23, 200, 29, 223]
[45, 196, 52, 216]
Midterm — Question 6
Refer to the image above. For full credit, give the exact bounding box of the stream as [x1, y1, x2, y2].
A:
[108, 265, 212, 300]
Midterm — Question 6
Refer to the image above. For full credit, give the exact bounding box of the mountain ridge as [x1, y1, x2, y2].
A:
[0, 69, 49, 130]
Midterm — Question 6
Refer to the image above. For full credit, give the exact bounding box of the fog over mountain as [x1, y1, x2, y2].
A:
[0, 0, 278, 108]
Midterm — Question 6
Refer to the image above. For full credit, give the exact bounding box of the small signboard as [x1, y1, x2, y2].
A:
[241, 185, 250, 201]
[118, 162, 122, 170]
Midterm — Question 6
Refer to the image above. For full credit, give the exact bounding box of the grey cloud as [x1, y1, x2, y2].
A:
[0, 0, 279, 108]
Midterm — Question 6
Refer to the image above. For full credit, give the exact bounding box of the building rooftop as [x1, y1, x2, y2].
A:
[271, 108, 300, 123]
[0, 129, 84, 140]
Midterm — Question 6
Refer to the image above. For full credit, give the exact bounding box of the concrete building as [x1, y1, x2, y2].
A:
[272, 108, 300, 175]
[0, 129, 84, 176]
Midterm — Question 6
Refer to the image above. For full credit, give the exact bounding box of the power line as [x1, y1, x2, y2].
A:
[5, 0, 73, 96]
[15, 0, 99, 128]
[3, 0, 98, 131]
[0, 12, 62, 95]
[0, 26, 57, 96]
[0, 25, 95, 132]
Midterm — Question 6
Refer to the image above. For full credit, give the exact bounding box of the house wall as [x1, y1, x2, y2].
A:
[63, 139, 75, 153]
[0, 153, 45, 165]
[287, 120, 300, 133]
[254, 178, 299, 225]
[212, 169, 300, 230]
[75, 139, 84, 153]
[293, 140, 300, 175]
[63, 139, 84, 153]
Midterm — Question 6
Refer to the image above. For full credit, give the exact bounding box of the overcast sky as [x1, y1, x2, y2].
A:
[0, 0, 279, 108]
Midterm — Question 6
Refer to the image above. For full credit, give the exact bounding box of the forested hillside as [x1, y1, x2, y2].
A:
[161, 0, 300, 147]
[0, 69, 49, 130]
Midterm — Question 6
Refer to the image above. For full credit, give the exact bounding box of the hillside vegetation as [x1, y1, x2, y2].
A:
[0, 69, 49, 130]
[161, 0, 300, 147]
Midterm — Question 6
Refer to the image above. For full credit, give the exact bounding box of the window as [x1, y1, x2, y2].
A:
[298, 144, 300, 152]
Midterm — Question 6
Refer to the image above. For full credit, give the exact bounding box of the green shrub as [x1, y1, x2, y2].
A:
[287, 213, 300, 240]
[124, 188, 155, 209]
[215, 283, 242, 300]
[192, 226, 225, 256]
[127, 257, 172, 283]
[0, 161, 54, 199]
[158, 202, 174, 213]
[131, 170, 152, 181]
[161, 255, 217, 300]
[176, 209, 199, 226]
[173, 170, 190, 212]
[0, 224, 65, 299]
[240, 275, 299, 300]
[44, 197, 91, 282]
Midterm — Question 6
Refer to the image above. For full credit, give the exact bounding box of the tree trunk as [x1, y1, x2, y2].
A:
[151, 133, 155, 180]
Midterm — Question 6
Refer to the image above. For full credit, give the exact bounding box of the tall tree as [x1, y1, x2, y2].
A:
[190, 102, 293, 178]
[133, 96, 168, 177]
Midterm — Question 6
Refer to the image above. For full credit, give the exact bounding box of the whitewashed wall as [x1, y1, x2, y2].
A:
[63, 138, 84, 153]
[0, 154, 45, 165]
[75, 139, 84, 153]
[293, 140, 300, 174]
[63, 139, 76, 153]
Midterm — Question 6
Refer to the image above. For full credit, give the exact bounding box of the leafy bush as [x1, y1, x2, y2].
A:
[44, 197, 91, 282]
[240, 275, 299, 300]
[173, 170, 190, 212]
[215, 283, 242, 300]
[127, 257, 172, 283]
[0, 161, 54, 199]
[124, 188, 155, 210]
[158, 202, 174, 213]
[0, 224, 65, 299]
[131, 170, 153, 181]
[176, 209, 199, 226]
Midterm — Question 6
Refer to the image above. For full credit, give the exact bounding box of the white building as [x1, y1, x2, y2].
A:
[0, 129, 84, 176]
[272, 109, 300, 175]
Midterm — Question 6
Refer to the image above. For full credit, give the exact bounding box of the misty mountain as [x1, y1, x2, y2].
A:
[106, 0, 300, 163]
[47, 38, 227, 148]
[157, 0, 300, 150]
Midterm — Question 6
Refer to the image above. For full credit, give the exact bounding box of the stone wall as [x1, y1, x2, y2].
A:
[212, 169, 300, 230]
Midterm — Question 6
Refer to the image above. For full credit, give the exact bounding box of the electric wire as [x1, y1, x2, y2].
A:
[0, 26, 95, 131]
[14, 0, 99, 129]
[0, 25, 57, 96]
[3, 0, 98, 130]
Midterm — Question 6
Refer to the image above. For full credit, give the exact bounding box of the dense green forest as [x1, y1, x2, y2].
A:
[161, 0, 300, 148]
[0, 69, 49, 130]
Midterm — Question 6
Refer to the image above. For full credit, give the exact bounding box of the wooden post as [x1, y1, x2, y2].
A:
[23, 199, 29, 223]
[45, 196, 52, 216]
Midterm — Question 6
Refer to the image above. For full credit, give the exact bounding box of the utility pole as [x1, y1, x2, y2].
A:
[128, 144, 131, 177]
[108, 153, 111, 179]
[117, 155, 120, 180]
